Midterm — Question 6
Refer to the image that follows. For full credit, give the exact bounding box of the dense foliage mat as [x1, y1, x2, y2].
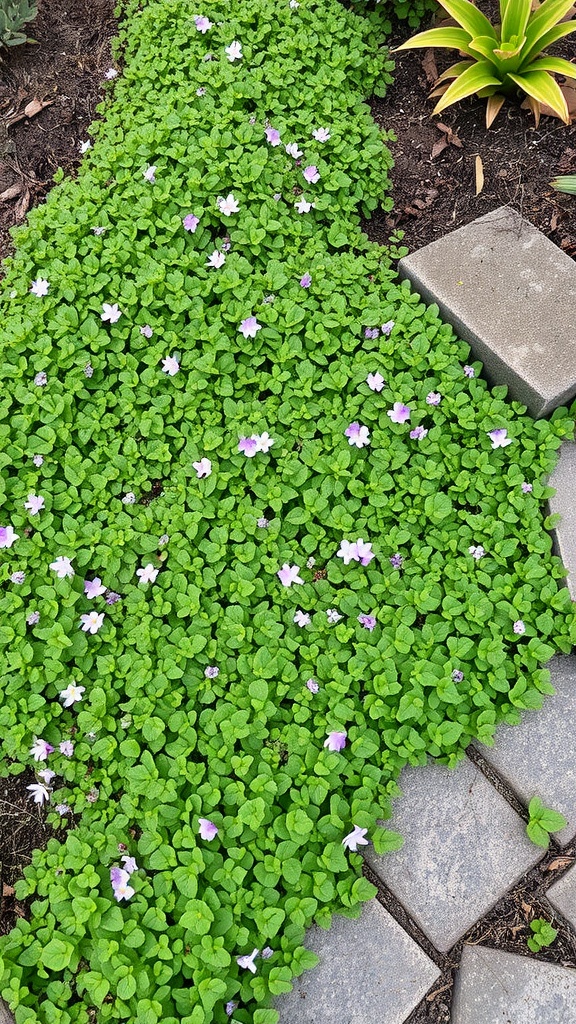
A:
[0, 0, 574, 1022]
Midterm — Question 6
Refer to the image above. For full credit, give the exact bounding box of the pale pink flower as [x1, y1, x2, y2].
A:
[488, 428, 513, 449]
[30, 278, 49, 297]
[59, 683, 85, 708]
[206, 250, 226, 268]
[84, 577, 106, 599]
[0, 525, 19, 549]
[324, 731, 347, 752]
[30, 737, 54, 762]
[265, 127, 282, 146]
[194, 15, 213, 32]
[50, 556, 75, 579]
[239, 317, 262, 339]
[198, 818, 219, 841]
[101, 303, 122, 323]
[38, 768, 56, 785]
[312, 127, 330, 142]
[193, 458, 212, 478]
[326, 609, 342, 624]
[27, 783, 50, 806]
[140, 324, 153, 338]
[255, 432, 274, 453]
[121, 855, 139, 875]
[285, 142, 302, 158]
[237, 949, 259, 973]
[183, 214, 200, 232]
[355, 539, 375, 566]
[110, 868, 135, 902]
[143, 165, 157, 183]
[105, 68, 118, 79]
[513, 619, 526, 635]
[387, 402, 411, 424]
[295, 198, 315, 213]
[59, 741, 74, 756]
[136, 564, 159, 584]
[303, 165, 320, 184]
[80, 611, 104, 635]
[366, 373, 385, 392]
[217, 193, 240, 216]
[381, 320, 395, 335]
[162, 355, 180, 376]
[225, 40, 243, 61]
[24, 493, 45, 515]
[293, 610, 310, 627]
[337, 539, 359, 565]
[342, 825, 369, 851]
[277, 563, 304, 587]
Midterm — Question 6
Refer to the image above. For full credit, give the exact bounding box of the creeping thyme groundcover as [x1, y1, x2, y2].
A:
[0, 0, 574, 1021]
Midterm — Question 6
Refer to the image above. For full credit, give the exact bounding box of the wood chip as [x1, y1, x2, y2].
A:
[521, 900, 533, 917]
[546, 855, 574, 871]
[23, 96, 53, 118]
[431, 137, 449, 159]
[422, 48, 438, 85]
[437, 122, 463, 147]
[2, 883, 15, 897]
[14, 188, 30, 220]
[0, 182, 23, 202]
[474, 154, 484, 195]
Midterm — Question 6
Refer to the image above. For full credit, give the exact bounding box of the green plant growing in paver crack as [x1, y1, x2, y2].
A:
[396, 0, 576, 127]
[526, 797, 567, 848]
[527, 917, 558, 952]
[0, 0, 37, 48]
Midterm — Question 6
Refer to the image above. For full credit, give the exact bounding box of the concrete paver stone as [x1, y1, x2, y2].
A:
[474, 655, 576, 846]
[398, 206, 576, 417]
[549, 443, 576, 601]
[547, 863, 576, 931]
[274, 898, 441, 1024]
[364, 759, 543, 952]
[0, 1002, 14, 1024]
[451, 944, 576, 1023]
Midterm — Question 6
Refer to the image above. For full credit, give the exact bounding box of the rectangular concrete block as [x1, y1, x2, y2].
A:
[549, 442, 576, 601]
[399, 206, 576, 417]
[473, 655, 576, 845]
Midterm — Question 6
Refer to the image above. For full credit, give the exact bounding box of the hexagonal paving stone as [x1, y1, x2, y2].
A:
[364, 759, 543, 951]
[451, 945, 576, 1023]
[474, 655, 576, 846]
[547, 863, 576, 930]
[549, 443, 576, 602]
[275, 898, 441, 1024]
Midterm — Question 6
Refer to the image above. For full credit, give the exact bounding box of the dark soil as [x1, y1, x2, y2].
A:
[0, 771, 52, 935]
[365, 18, 576, 258]
[0, 0, 116, 264]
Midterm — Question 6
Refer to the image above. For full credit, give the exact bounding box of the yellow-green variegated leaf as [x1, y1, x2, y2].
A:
[501, 0, 532, 44]
[523, 0, 576, 57]
[469, 34, 500, 64]
[493, 35, 526, 60]
[551, 174, 576, 194]
[433, 61, 502, 114]
[508, 69, 569, 121]
[527, 56, 576, 80]
[436, 59, 475, 83]
[435, 0, 496, 39]
[394, 26, 476, 54]
[522, 20, 576, 65]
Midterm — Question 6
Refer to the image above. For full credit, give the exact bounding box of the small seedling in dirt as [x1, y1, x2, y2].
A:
[527, 917, 558, 953]
[526, 796, 567, 849]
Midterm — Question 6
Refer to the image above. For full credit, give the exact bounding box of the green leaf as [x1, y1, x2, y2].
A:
[433, 61, 502, 114]
[40, 937, 75, 972]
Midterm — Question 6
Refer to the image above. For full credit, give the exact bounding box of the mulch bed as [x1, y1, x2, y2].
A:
[0, 0, 116, 264]
[365, 17, 576, 260]
[1, 1, 576, 1020]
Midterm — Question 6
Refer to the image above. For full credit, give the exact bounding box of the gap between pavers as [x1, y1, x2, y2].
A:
[274, 898, 441, 1024]
[472, 655, 576, 846]
[363, 757, 543, 952]
[398, 205, 576, 418]
[451, 944, 576, 1023]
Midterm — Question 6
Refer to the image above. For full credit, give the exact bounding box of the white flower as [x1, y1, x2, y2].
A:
[293, 610, 310, 627]
[30, 737, 52, 762]
[136, 564, 159, 585]
[342, 825, 369, 851]
[59, 683, 85, 708]
[92, 226, 106, 235]
[237, 949, 259, 973]
[217, 193, 240, 216]
[122, 492, 136, 505]
[193, 458, 212, 478]
[206, 250, 226, 268]
[143, 165, 157, 183]
[79, 140, 91, 154]
[27, 783, 50, 806]
[105, 68, 118, 79]
[24, 493, 45, 515]
[295, 198, 315, 213]
[161, 355, 180, 376]
[38, 768, 56, 785]
[326, 608, 342, 624]
[101, 303, 122, 323]
[30, 278, 49, 297]
[225, 40, 243, 61]
[285, 142, 303, 158]
[289, 0, 300, 7]
[255, 432, 274, 453]
[80, 611, 105, 635]
[50, 556, 75, 579]
[312, 127, 331, 142]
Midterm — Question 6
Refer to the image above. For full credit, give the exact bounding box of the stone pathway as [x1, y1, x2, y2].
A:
[275, 210, 576, 1023]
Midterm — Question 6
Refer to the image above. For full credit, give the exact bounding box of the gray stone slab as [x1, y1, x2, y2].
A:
[451, 944, 576, 1023]
[364, 759, 543, 952]
[549, 443, 576, 601]
[398, 206, 576, 417]
[547, 863, 576, 930]
[275, 898, 440, 1024]
[474, 655, 576, 846]
[0, 1003, 14, 1024]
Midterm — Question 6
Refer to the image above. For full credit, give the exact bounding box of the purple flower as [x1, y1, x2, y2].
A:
[366, 372, 385, 391]
[84, 363, 94, 378]
[324, 730, 347, 752]
[277, 563, 304, 587]
[205, 666, 220, 679]
[463, 365, 475, 378]
[358, 614, 377, 631]
[0, 525, 18, 548]
[381, 320, 395, 336]
[299, 273, 312, 288]
[342, 825, 369, 851]
[261, 947, 274, 959]
[265, 127, 282, 146]
[488, 428, 513, 449]
[26, 610, 40, 625]
[194, 15, 213, 31]
[59, 740, 74, 756]
[34, 371, 48, 387]
[183, 214, 200, 232]
[121, 855, 139, 875]
[84, 577, 106, 599]
[237, 949, 259, 973]
[140, 324, 153, 338]
[239, 316, 262, 339]
[257, 517, 269, 528]
[513, 619, 526, 635]
[452, 669, 464, 683]
[33, 454, 44, 466]
[225, 1003, 238, 1018]
[426, 392, 441, 405]
[521, 481, 533, 493]
[105, 591, 121, 605]
[364, 328, 379, 340]
[303, 165, 320, 184]
[345, 422, 370, 448]
[238, 436, 259, 457]
[355, 539, 374, 566]
[198, 818, 219, 840]
[10, 571, 25, 584]
[30, 737, 54, 762]
[468, 545, 485, 560]
[110, 867, 134, 902]
[389, 553, 403, 569]
[294, 610, 310, 627]
[387, 402, 411, 424]
[306, 678, 319, 693]
[410, 426, 428, 440]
